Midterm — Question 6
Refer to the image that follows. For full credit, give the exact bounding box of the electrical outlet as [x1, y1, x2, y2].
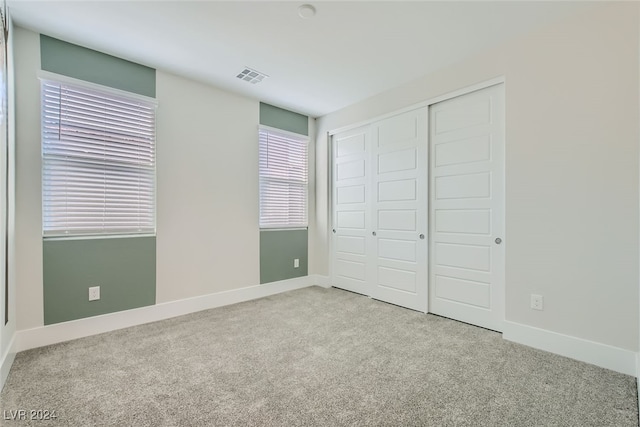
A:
[294, 258, 300, 268]
[531, 294, 543, 311]
[89, 286, 100, 301]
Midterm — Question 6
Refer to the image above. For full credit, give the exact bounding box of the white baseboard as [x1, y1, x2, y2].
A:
[310, 274, 331, 288]
[503, 321, 637, 376]
[11, 277, 636, 384]
[16, 276, 316, 353]
[0, 334, 16, 391]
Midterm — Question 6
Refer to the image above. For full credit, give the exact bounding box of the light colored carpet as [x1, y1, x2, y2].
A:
[0, 286, 637, 426]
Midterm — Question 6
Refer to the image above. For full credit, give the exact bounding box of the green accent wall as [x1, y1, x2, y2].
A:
[39, 35, 157, 324]
[259, 103, 308, 135]
[260, 229, 308, 284]
[43, 237, 156, 325]
[40, 34, 156, 98]
[259, 104, 309, 283]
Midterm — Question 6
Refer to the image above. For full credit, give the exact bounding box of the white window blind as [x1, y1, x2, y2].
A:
[259, 127, 308, 228]
[41, 78, 156, 237]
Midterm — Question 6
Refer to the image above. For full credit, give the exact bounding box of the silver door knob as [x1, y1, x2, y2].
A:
[372, 231, 377, 236]
[332, 229, 336, 234]
[495, 238, 502, 244]
[419, 234, 425, 239]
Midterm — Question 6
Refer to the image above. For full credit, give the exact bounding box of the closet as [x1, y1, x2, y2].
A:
[331, 83, 506, 331]
[331, 107, 428, 312]
[330, 83, 504, 331]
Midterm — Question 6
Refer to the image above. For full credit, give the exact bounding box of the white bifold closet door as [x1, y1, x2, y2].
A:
[429, 84, 505, 332]
[331, 108, 428, 312]
[331, 125, 372, 296]
[370, 108, 428, 311]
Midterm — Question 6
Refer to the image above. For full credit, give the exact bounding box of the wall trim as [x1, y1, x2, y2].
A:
[311, 274, 331, 288]
[15, 276, 318, 353]
[10, 279, 634, 386]
[0, 334, 16, 391]
[503, 321, 636, 376]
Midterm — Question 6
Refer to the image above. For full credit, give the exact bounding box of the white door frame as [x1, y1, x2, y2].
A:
[329, 77, 505, 137]
[329, 76, 506, 318]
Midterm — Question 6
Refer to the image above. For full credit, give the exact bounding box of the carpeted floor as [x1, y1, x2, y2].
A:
[0, 286, 637, 426]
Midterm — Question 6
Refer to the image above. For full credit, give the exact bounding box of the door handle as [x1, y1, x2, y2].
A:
[495, 237, 502, 244]
[419, 234, 425, 240]
[372, 231, 377, 236]
[332, 229, 336, 234]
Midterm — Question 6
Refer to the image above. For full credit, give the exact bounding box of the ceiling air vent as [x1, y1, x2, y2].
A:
[236, 67, 268, 84]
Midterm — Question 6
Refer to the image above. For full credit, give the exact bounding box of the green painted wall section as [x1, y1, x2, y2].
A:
[260, 229, 308, 284]
[40, 34, 156, 98]
[43, 237, 156, 325]
[259, 104, 309, 283]
[40, 36, 157, 324]
[259, 103, 308, 136]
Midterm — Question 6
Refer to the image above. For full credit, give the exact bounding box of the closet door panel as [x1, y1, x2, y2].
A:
[331, 126, 372, 296]
[429, 84, 505, 332]
[370, 108, 429, 312]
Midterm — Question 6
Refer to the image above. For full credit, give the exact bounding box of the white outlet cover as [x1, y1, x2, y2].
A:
[89, 286, 100, 301]
[530, 294, 543, 310]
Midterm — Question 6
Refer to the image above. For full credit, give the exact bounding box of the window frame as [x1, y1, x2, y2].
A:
[258, 125, 309, 230]
[39, 71, 158, 239]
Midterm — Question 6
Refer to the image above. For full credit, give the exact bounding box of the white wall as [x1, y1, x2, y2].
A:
[315, 3, 640, 351]
[14, 26, 42, 331]
[1, 12, 18, 387]
[13, 26, 266, 329]
[155, 71, 259, 302]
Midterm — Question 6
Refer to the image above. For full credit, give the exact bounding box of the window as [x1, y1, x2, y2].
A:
[41, 77, 157, 237]
[259, 127, 308, 228]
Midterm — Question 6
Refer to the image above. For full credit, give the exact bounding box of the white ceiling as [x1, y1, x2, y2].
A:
[8, 1, 594, 117]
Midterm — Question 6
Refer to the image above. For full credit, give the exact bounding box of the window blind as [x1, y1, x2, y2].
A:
[259, 127, 308, 228]
[41, 79, 156, 237]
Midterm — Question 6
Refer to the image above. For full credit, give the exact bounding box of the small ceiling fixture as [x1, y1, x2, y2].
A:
[298, 4, 316, 19]
[236, 67, 268, 84]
